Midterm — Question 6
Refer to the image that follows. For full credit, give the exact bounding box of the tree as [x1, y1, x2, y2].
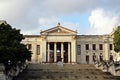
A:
[113, 26, 120, 52]
[0, 23, 32, 67]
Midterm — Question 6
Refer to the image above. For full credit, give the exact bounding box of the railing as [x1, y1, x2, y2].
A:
[95, 60, 120, 76]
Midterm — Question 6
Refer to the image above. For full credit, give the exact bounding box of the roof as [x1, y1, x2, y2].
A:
[24, 35, 40, 37]
[40, 23, 77, 34]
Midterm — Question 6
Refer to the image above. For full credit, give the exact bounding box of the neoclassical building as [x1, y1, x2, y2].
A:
[22, 23, 114, 64]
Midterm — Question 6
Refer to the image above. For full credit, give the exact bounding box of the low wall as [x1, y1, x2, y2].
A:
[95, 60, 120, 76]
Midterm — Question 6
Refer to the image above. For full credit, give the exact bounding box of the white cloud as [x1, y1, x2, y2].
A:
[0, 0, 33, 22]
[62, 22, 80, 33]
[0, 0, 99, 22]
[88, 8, 119, 35]
[38, 16, 60, 30]
[41, 0, 99, 14]
[1, 0, 92, 35]
[0, 0, 120, 35]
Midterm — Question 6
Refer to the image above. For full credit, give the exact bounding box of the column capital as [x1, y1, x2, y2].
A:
[41, 36, 46, 40]
[61, 42, 64, 44]
[72, 36, 77, 40]
[47, 42, 50, 44]
[54, 42, 57, 44]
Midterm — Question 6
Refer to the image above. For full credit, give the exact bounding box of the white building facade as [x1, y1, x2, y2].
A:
[22, 23, 113, 64]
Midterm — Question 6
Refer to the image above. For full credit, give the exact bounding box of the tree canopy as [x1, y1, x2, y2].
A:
[113, 26, 120, 53]
[0, 23, 32, 66]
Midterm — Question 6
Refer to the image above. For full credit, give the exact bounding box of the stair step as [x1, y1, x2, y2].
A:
[13, 64, 120, 80]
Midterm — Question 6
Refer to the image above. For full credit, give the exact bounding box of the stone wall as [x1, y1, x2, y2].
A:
[95, 60, 120, 76]
[76, 35, 113, 64]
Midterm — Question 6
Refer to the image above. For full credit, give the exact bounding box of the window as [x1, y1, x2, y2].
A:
[36, 45, 40, 55]
[85, 44, 89, 50]
[77, 45, 81, 55]
[92, 44, 96, 50]
[28, 44, 32, 50]
[99, 44, 103, 50]
[109, 44, 113, 50]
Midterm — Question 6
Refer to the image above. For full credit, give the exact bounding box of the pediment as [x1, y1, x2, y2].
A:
[41, 23, 77, 35]
[47, 28, 70, 33]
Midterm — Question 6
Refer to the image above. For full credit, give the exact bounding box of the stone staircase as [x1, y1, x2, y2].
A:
[13, 63, 120, 80]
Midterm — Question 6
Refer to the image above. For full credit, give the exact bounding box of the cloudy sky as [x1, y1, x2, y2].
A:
[0, 0, 120, 35]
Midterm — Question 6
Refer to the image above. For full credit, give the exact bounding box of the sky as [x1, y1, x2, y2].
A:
[0, 0, 120, 35]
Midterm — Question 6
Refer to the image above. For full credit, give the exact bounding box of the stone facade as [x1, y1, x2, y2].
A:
[22, 23, 114, 64]
[76, 35, 113, 64]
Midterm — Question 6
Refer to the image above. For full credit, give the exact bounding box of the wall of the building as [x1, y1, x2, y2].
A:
[21, 35, 77, 63]
[21, 35, 114, 64]
[21, 36, 43, 63]
[76, 35, 113, 64]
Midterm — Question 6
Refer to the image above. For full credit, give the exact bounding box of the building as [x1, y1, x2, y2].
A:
[0, 20, 7, 25]
[22, 23, 113, 64]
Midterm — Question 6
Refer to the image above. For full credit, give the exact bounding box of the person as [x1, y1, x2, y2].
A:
[110, 54, 113, 61]
[99, 53, 103, 62]
[86, 55, 89, 64]
[93, 53, 96, 63]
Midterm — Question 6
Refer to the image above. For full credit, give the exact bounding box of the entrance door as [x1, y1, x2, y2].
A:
[50, 52, 54, 63]
[56, 43, 61, 62]
[49, 43, 54, 63]
[63, 42, 68, 63]
[57, 52, 61, 62]
[64, 52, 68, 63]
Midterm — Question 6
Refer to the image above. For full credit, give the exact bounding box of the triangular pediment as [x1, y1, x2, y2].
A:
[40, 23, 77, 35]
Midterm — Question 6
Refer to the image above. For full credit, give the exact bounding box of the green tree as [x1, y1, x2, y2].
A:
[113, 26, 120, 52]
[0, 23, 32, 67]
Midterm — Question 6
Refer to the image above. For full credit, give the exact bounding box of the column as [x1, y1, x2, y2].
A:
[71, 41, 76, 63]
[47, 42, 50, 62]
[61, 42, 64, 62]
[68, 42, 71, 63]
[42, 39, 46, 63]
[104, 37, 110, 61]
[54, 42, 57, 62]
[104, 43, 109, 60]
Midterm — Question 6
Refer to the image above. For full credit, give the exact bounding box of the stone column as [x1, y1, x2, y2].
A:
[104, 43, 109, 60]
[61, 42, 64, 62]
[47, 42, 50, 62]
[42, 37, 47, 63]
[71, 40, 76, 63]
[54, 42, 57, 62]
[104, 36, 110, 61]
[68, 42, 71, 63]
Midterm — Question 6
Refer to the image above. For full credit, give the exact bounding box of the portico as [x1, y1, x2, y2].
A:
[47, 42, 71, 63]
[40, 23, 77, 63]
